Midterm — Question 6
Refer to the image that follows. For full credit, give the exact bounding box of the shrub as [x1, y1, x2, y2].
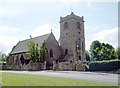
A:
[46, 67, 53, 70]
[89, 60, 120, 71]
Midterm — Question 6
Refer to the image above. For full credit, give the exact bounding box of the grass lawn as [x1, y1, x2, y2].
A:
[0, 72, 117, 86]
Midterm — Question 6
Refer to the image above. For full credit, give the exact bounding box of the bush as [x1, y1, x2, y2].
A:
[46, 67, 53, 70]
[89, 60, 120, 71]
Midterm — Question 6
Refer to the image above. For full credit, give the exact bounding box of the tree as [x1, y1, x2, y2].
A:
[90, 40, 102, 52]
[90, 40, 102, 60]
[102, 43, 117, 60]
[85, 50, 90, 61]
[0, 53, 8, 65]
[116, 47, 120, 59]
[27, 37, 39, 62]
[90, 40, 117, 61]
[27, 36, 46, 63]
[39, 40, 46, 63]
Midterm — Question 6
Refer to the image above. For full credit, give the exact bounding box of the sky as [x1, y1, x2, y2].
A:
[0, 0, 119, 55]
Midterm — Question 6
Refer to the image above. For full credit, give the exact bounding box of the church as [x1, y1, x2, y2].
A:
[8, 12, 86, 70]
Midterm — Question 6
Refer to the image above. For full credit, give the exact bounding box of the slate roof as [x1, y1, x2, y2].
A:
[10, 33, 51, 54]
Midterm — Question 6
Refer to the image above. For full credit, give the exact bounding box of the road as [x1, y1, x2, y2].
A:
[0, 70, 119, 84]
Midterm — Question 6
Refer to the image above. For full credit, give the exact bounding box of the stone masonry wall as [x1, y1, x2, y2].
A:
[53, 61, 86, 71]
[45, 33, 61, 65]
[2, 63, 44, 71]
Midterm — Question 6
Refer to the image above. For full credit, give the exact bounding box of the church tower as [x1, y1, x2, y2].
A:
[59, 12, 86, 62]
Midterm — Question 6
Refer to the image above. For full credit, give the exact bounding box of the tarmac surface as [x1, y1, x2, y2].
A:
[0, 70, 119, 84]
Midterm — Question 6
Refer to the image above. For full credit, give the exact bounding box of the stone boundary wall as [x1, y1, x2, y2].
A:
[59, 62, 75, 71]
[76, 64, 86, 71]
[53, 61, 86, 71]
[2, 63, 44, 71]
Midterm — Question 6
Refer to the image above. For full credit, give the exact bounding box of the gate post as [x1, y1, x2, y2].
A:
[53, 61, 56, 70]
[44, 61, 46, 70]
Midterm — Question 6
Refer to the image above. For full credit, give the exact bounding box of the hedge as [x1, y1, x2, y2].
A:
[89, 60, 120, 71]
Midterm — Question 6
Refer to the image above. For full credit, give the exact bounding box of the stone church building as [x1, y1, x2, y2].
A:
[8, 12, 86, 70]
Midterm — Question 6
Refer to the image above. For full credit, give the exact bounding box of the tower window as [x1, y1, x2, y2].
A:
[79, 56, 81, 60]
[65, 49, 68, 55]
[82, 42, 84, 51]
[78, 32, 80, 34]
[64, 22, 68, 29]
[77, 39, 81, 50]
[77, 22, 80, 29]
[50, 49, 53, 57]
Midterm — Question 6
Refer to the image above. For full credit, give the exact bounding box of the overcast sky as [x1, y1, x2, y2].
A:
[0, 0, 118, 55]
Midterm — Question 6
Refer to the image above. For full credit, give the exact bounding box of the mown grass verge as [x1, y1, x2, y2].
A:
[0, 72, 117, 86]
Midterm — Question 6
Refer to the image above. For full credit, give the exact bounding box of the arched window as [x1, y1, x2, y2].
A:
[20, 55, 25, 65]
[82, 42, 84, 51]
[65, 49, 68, 55]
[13, 56, 14, 63]
[77, 22, 80, 29]
[64, 22, 68, 29]
[79, 56, 81, 60]
[15, 55, 19, 65]
[50, 49, 53, 57]
[77, 39, 81, 50]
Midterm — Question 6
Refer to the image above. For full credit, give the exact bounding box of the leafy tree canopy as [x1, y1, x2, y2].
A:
[90, 40, 102, 52]
[27, 36, 46, 63]
[39, 40, 46, 63]
[90, 40, 117, 61]
[85, 50, 90, 61]
[116, 47, 120, 59]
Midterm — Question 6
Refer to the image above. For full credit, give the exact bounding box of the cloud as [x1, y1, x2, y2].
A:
[1, 0, 118, 3]
[0, 7, 6, 16]
[0, 36, 19, 54]
[118, 28, 120, 47]
[31, 24, 59, 40]
[86, 25, 101, 31]
[92, 28, 118, 48]
[1, 0, 80, 3]
[0, 24, 59, 55]
[0, 26, 19, 31]
[0, 6, 27, 19]
[0, 26, 20, 36]
[92, 28, 118, 43]
[84, 2, 98, 10]
[85, 40, 92, 51]
[0, 26, 25, 54]
[85, 27, 118, 51]
[30, 24, 52, 37]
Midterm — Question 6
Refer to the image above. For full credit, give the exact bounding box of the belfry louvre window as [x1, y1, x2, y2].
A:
[64, 22, 68, 29]
[77, 22, 80, 29]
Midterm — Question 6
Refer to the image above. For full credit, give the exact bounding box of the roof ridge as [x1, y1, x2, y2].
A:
[20, 33, 51, 42]
[10, 32, 52, 54]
